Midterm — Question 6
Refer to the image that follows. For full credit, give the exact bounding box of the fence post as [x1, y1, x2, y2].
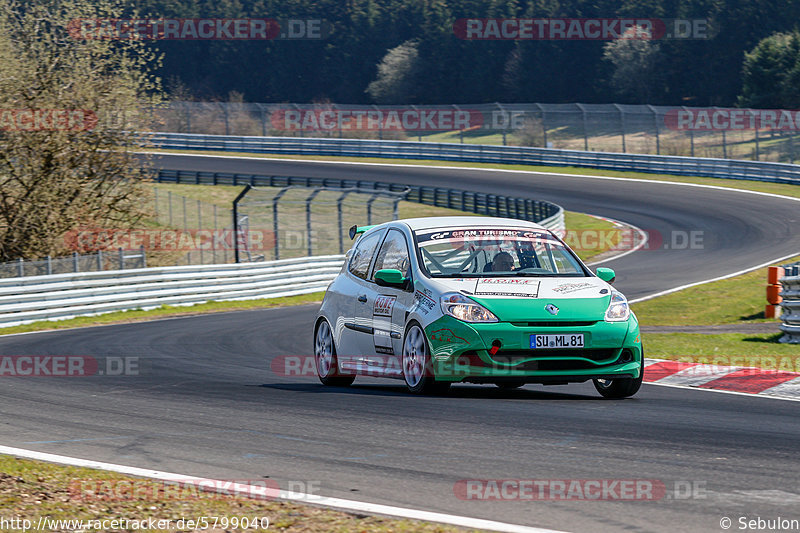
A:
[535, 103, 547, 147]
[648, 104, 660, 155]
[232, 184, 252, 263]
[576, 103, 588, 151]
[213, 204, 218, 264]
[683, 107, 694, 157]
[118, 247, 124, 269]
[336, 191, 352, 254]
[46, 255, 52, 275]
[97, 250, 103, 271]
[168, 190, 173, 226]
[722, 130, 727, 159]
[17, 258, 23, 277]
[614, 103, 626, 153]
[73, 251, 79, 272]
[305, 188, 322, 257]
[154, 186, 159, 219]
[197, 200, 203, 264]
[183, 196, 187, 230]
[271, 186, 291, 260]
[754, 125, 760, 161]
[140, 245, 146, 268]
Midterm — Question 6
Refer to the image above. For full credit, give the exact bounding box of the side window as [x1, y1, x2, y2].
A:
[372, 229, 411, 280]
[348, 230, 384, 280]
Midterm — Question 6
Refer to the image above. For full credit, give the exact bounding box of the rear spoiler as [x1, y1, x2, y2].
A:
[348, 224, 375, 240]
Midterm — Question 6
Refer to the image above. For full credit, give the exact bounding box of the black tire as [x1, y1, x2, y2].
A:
[495, 381, 525, 390]
[593, 349, 644, 399]
[314, 319, 355, 387]
[402, 322, 451, 395]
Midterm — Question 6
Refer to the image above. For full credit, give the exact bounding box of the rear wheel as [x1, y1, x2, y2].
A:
[402, 323, 450, 395]
[593, 351, 643, 399]
[315, 319, 355, 387]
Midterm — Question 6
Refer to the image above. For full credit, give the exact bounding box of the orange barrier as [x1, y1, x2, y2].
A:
[766, 266, 785, 318]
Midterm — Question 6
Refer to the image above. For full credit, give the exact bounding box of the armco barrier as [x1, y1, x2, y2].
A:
[147, 132, 800, 185]
[154, 170, 565, 232]
[780, 262, 800, 343]
[0, 255, 344, 328]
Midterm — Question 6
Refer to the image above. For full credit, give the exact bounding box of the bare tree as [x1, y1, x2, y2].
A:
[0, 0, 162, 261]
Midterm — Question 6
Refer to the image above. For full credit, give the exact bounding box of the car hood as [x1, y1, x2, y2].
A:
[427, 276, 613, 322]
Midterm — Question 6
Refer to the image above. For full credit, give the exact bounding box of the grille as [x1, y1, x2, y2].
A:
[511, 321, 598, 327]
[492, 349, 618, 363]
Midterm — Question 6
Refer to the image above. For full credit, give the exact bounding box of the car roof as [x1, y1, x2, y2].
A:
[394, 216, 548, 232]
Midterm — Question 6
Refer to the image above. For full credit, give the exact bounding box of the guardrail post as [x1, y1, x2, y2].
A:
[232, 184, 252, 263]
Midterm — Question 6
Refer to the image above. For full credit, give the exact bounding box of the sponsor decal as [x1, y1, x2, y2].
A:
[551, 282, 595, 294]
[413, 288, 436, 315]
[429, 328, 468, 345]
[474, 278, 540, 298]
[373, 295, 396, 317]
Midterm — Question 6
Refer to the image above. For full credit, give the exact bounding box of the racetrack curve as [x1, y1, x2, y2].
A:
[141, 152, 800, 299]
[0, 155, 799, 532]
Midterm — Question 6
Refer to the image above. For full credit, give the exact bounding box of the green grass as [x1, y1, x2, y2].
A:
[643, 334, 800, 370]
[633, 255, 800, 366]
[150, 148, 800, 200]
[632, 255, 800, 326]
[0, 455, 472, 532]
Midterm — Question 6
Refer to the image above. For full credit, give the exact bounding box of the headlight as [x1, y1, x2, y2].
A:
[440, 293, 498, 323]
[605, 291, 630, 322]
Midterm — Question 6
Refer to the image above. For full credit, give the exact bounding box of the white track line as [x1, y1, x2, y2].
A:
[0, 445, 566, 533]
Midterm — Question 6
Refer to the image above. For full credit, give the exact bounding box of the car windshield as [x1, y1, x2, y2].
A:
[415, 227, 586, 277]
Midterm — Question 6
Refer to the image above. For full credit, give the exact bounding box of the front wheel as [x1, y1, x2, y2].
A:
[314, 319, 355, 387]
[593, 351, 643, 399]
[402, 323, 450, 395]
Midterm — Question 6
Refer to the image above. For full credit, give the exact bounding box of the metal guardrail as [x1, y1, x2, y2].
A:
[148, 132, 800, 185]
[780, 262, 800, 344]
[154, 169, 565, 232]
[0, 255, 344, 328]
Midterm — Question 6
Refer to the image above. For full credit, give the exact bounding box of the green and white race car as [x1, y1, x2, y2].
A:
[314, 216, 643, 398]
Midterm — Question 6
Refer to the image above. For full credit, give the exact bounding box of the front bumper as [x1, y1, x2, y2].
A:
[424, 314, 642, 383]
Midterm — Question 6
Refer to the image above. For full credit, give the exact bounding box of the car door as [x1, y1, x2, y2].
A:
[337, 228, 385, 372]
[365, 228, 414, 377]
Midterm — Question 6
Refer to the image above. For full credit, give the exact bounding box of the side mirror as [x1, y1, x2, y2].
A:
[374, 269, 409, 289]
[596, 267, 616, 283]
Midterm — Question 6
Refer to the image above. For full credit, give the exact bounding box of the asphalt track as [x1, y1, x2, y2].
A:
[1, 155, 799, 532]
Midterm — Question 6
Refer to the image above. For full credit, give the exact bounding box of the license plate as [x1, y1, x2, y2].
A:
[530, 334, 584, 349]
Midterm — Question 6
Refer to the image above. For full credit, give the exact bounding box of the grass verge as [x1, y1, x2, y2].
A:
[0, 455, 473, 532]
[633, 255, 800, 367]
[0, 293, 325, 337]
